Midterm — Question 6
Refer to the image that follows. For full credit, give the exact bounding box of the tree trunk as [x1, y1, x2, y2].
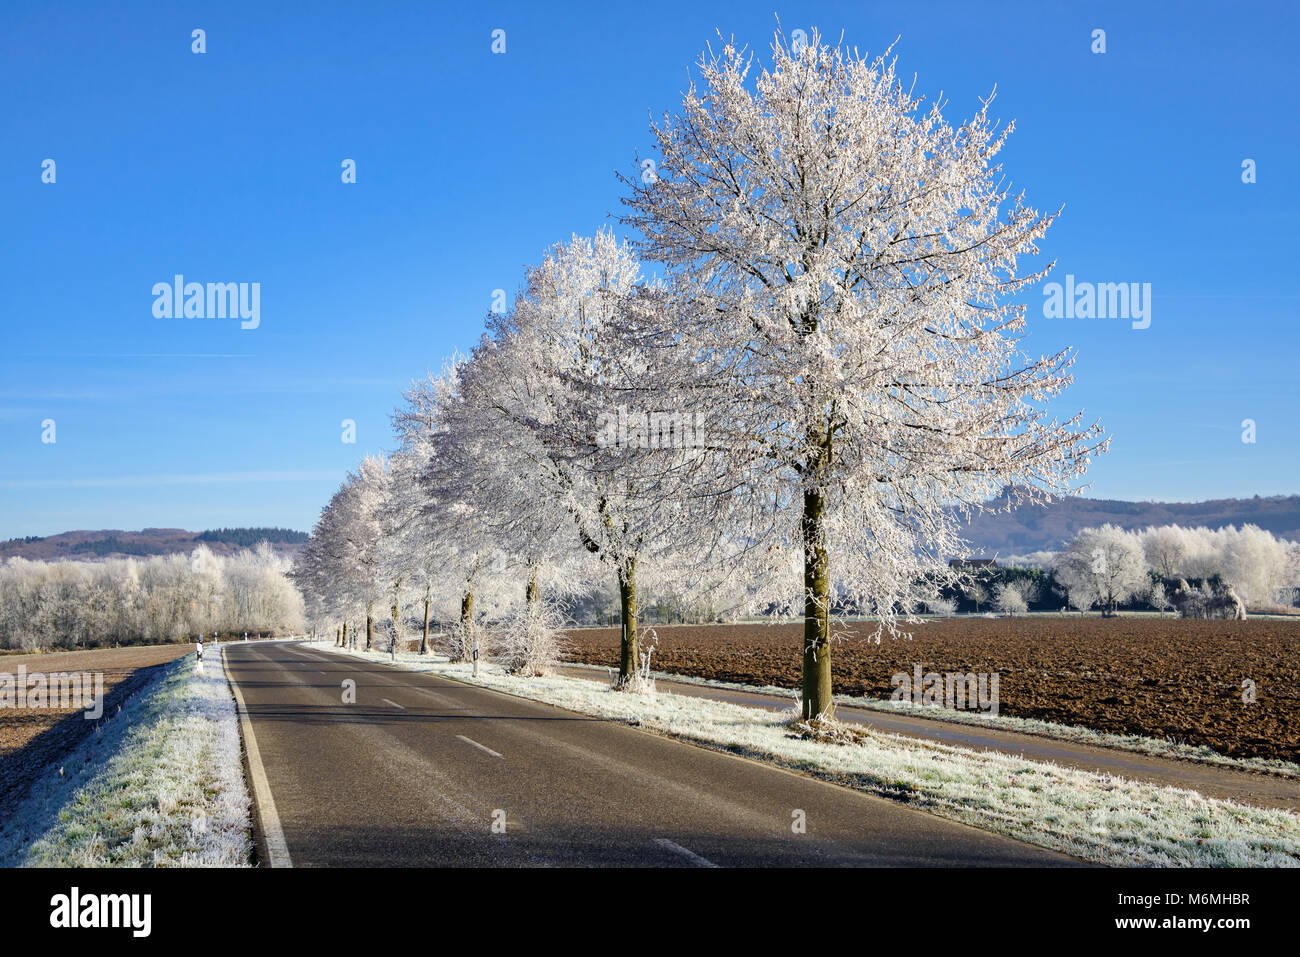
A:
[391, 599, 400, 650]
[617, 557, 638, 686]
[420, 597, 430, 655]
[461, 591, 474, 662]
[341, 621, 347, 648]
[526, 566, 540, 608]
[365, 606, 373, 651]
[801, 487, 833, 721]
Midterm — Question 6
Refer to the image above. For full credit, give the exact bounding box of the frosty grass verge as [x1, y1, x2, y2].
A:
[559, 660, 1300, 780]
[0, 649, 252, 867]
[320, 640, 1300, 867]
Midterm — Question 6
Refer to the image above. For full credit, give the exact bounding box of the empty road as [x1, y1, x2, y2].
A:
[223, 641, 1083, 867]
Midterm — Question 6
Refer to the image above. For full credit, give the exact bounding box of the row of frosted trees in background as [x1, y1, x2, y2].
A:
[932, 522, 1298, 617]
[291, 30, 1106, 720]
[0, 544, 305, 652]
[1047, 522, 1295, 616]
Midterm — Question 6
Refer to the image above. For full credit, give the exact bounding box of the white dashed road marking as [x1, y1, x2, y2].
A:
[654, 838, 717, 868]
[456, 735, 502, 758]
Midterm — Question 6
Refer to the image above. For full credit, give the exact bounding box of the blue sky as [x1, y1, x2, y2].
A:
[1, 0, 1297, 538]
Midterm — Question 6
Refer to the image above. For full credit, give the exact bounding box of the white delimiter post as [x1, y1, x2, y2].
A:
[473, 641, 479, 677]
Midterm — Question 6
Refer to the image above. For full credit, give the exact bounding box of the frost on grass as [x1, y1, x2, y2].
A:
[0, 652, 252, 867]
[326, 640, 1300, 868]
[559, 660, 1300, 780]
[788, 715, 876, 746]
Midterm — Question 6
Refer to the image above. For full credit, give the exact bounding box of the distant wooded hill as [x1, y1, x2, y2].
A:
[959, 490, 1300, 557]
[0, 527, 308, 561]
[2, 494, 1296, 563]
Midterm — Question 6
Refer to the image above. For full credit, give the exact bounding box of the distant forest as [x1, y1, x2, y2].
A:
[70, 536, 158, 556]
[196, 528, 309, 546]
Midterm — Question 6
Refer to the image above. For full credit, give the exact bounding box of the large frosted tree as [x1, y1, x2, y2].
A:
[463, 231, 729, 685]
[622, 30, 1105, 720]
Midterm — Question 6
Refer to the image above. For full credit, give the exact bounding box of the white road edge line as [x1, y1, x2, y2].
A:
[382, 698, 405, 709]
[654, 838, 718, 868]
[456, 734, 503, 758]
[223, 645, 294, 868]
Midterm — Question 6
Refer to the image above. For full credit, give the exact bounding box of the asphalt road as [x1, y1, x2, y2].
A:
[553, 666, 1300, 813]
[222, 641, 1083, 867]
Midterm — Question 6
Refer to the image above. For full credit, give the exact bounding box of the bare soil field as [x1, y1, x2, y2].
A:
[562, 617, 1300, 763]
[0, 643, 193, 807]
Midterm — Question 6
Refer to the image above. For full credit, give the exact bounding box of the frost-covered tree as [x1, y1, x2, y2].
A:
[387, 364, 472, 652]
[413, 354, 592, 633]
[292, 464, 390, 649]
[1054, 525, 1147, 616]
[1148, 580, 1171, 617]
[454, 232, 730, 686]
[993, 582, 1028, 616]
[964, 580, 991, 614]
[622, 29, 1103, 718]
[1134, 523, 1295, 609]
[378, 449, 443, 653]
[347, 456, 394, 650]
[220, 543, 304, 634]
[1140, 525, 1188, 579]
[291, 517, 346, 643]
[391, 362, 525, 660]
[1215, 524, 1293, 609]
[926, 596, 956, 617]
[993, 576, 1038, 616]
[1, 548, 303, 651]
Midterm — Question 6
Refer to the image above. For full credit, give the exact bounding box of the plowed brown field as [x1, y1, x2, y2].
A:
[562, 617, 1300, 763]
[0, 643, 193, 807]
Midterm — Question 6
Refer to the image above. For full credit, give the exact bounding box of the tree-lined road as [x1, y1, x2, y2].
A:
[223, 642, 1082, 867]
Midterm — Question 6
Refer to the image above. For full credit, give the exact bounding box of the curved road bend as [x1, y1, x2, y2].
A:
[223, 641, 1084, 868]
